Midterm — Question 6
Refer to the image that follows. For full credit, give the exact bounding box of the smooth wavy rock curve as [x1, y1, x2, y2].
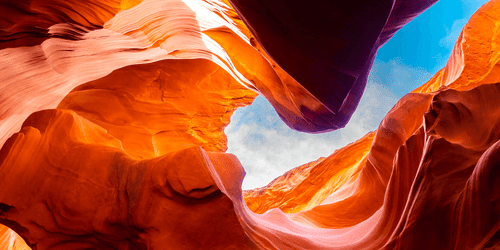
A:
[0, 0, 500, 249]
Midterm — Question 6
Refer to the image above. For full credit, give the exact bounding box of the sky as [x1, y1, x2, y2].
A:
[226, 0, 490, 190]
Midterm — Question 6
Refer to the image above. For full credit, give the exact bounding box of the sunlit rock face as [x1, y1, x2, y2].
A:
[0, 0, 500, 249]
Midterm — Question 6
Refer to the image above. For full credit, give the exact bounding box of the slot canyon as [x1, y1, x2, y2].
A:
[1, 0, 500, 249]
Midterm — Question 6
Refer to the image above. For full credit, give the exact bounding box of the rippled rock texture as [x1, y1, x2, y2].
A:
[1, 0, 500, 249]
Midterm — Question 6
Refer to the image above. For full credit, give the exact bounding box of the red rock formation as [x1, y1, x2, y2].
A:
[241, 1, 500, 248]
[0, 0, 500, 249]
[243, 132, 375, 214]
[0, 110, 254, 248]
[58, 59, 257, 158]
[227, 0, 438, 131]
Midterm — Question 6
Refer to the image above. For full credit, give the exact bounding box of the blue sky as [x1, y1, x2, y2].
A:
[226, 0, 490, 190]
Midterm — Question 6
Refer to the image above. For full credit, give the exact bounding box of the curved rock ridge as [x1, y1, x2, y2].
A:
[0, 0, 260, 152]
[227, 0, 439, 132]
[243, 0, 500, 218]
[237, 82, 500, 249]
[0, 0, 500, 249]
[413, 0, 500, 93]
[0, 109, 254, 249]
[243, 132, 375, 214]
[57, 59, 257, 159]
[0, 226, 29, 250]
[0, 0, 441, 153]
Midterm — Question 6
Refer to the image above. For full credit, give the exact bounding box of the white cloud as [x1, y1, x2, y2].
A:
[439, 18, 467, 49]
[226, 59, 431, 190]
[370, 58, 433, 94]
[225, 82, 398, 190]
[223, 0, 493, 190]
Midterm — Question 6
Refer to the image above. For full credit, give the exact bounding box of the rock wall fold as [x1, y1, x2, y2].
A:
[1, 0, 500, 249]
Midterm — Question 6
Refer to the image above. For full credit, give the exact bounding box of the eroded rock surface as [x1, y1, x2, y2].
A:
[1, 0, 500, 249]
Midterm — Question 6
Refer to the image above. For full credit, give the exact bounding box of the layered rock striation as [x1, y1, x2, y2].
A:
[0, 0, 500, 249]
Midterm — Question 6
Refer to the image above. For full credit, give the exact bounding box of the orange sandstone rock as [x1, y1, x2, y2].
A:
[0, 109, 254, 249]
[58, 59, 257, 159]
[243, 132, 374, 215]
[1, 0, 500, 249]
[413, 0, 500, 93]
[0, 0, 141, 49]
